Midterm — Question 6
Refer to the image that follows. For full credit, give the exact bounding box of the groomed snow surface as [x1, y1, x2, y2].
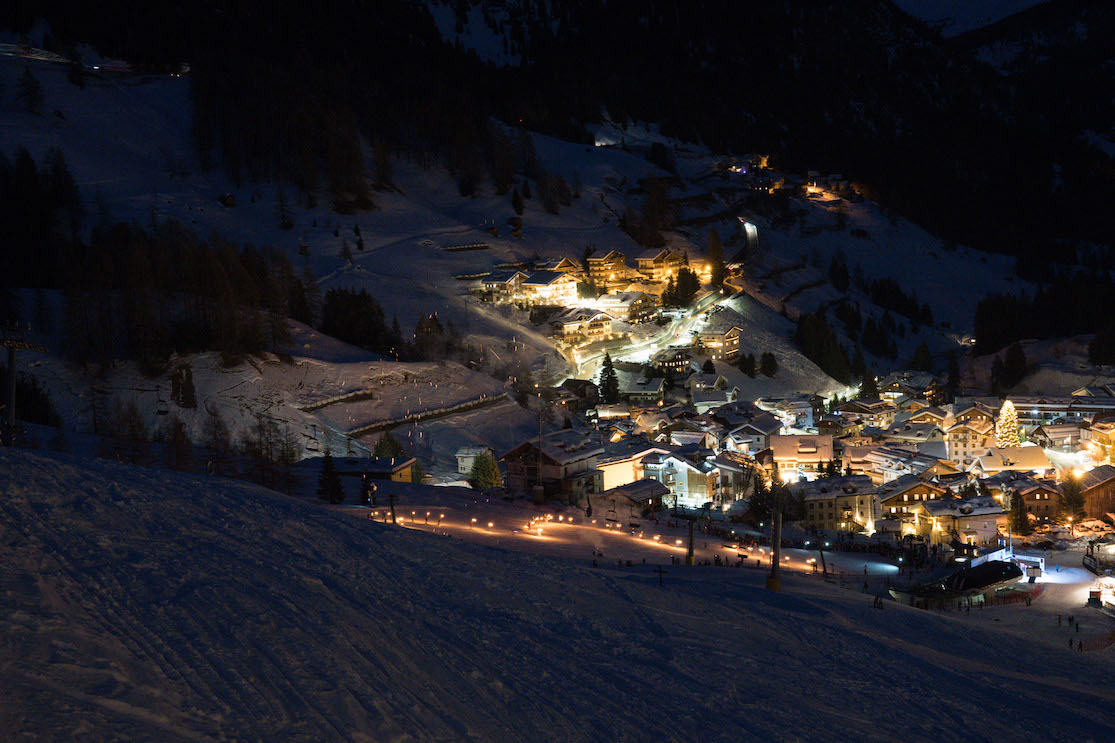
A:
[2, 449, 1113, 742]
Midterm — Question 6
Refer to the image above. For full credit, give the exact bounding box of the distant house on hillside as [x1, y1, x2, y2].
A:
[455, 446, 493, 476]
[522, 271, 579, 305]
[586, 249, 629, 292]
[533, 256, 583, 276]
[636, 248, 686, 283]
[594, 291, 656, 322]
[482, 270, 528, 303]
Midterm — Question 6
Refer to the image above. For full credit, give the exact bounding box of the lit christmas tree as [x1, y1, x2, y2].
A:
[995, 400, 1021, 447]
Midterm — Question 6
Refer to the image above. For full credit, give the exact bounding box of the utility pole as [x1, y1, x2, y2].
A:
[1, 325, 46, 447]
[766, 509, 783, 592]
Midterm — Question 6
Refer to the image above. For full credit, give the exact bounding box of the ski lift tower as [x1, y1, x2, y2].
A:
[1, 324, 47, 446]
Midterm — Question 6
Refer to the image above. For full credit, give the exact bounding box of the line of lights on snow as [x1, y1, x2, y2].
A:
[363, 509, 830, 569]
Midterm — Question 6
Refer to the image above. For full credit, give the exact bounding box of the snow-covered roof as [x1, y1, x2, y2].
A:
[969, 447, 1052, 475]
[769, 434, 834, 463]
[790, 475, 876, 501]
[1080, 465, 1115, 491]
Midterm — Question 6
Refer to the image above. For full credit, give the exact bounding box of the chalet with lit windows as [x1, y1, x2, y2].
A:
[967, 446, 1053, 479]
[1082, 420, 1115, 463]
[621, 376, 665, 405]
[685, 372, 730, 393]
[653, 348, 704, 377]
[1008, 393, 1115, 428]
[1029, 423, 1082, 450]
[791, 475, 878, 532]
[596, 440, 673, 491]
[903, 406, 948, 427]
[642, 448, 722, 509]
[521, 270, 579, 305]
[501, 431, 604, 500]
[693, 325, 742, 361]
[724, 413, 783, 455]
[877, 475, 947, 519]
[860, 445, 942, 484]
[550, 308, 614, 343]
[593, 291, 656, 322]
[533, 256, 583, 276]
[586, 250, 629, 292]
[636, 248, 686, 283]
[711, 451, 759, 503]
[763, 434, 834, 482]
[981, 473, 1061, 520]
[916, 496, 1005, 546]
[878, 371, 942, 405]
[836, 398, 898, 428]
[944, 418, 994, 467]
[482, 270, 529, 302]
[953, 401, 997, 427]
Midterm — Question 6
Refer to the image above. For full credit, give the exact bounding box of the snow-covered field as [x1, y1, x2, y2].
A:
[2, 449, 1113, 741]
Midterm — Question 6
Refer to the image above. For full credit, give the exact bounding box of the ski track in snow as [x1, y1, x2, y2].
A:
[2, 449, 1114, 741]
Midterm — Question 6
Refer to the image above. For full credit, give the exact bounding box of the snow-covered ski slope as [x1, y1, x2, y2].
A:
[2, 448, 1112, 741]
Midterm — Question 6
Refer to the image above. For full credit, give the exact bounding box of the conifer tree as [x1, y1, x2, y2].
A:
[739, 353, 756, 378]
[1008, 489, 1033, 536]
[1059, 475, 1085, 525]
[707, 228, 726, 286]
[760, 352, 778, 377]
[598, 353, 620, 404]
[859, 369, 878, 399]
[373, 432, 407, 459]
[701, 358, 716, 374]
[317, 451, 345, 504]
[995, 400, 1021, 447]
[468, 451, 503, 489]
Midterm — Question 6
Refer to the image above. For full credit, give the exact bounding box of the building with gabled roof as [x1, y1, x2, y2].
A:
[791, 474, 878, 532]
[877, 474, 948, 520]
[642, 447, 722, 509]
[533, 256, 583, 275]
[968, 446, 1053, 479]
[1029, 423, 1082, 450]
[596, 440, 673, 491]
[501, 430, 604, 501]
[593, 291, 656, 322]
[861, 445, 942, 484]
[482, 270, 529, 302]
[635, 248, 686, 283]
[944, 418, 994, 468]
[916, 496, 1005, 546]
[764, 434, 834, 482]
[521, 270, 579, 305]
[586, 250, 630, 293]
[1079, 464, 1115, 519]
